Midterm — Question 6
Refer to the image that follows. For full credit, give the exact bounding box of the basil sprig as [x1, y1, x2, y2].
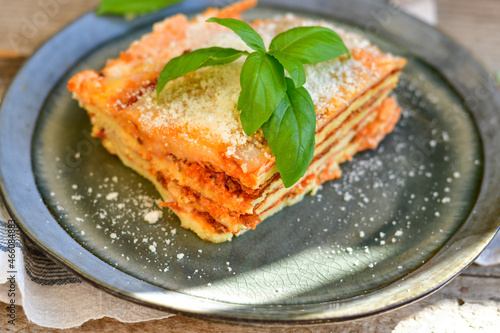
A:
[262, 78, 316, 187]
[97, 0, 183, 15]
[157, 47, 250, 99]
[157, 18, 350, 187]
[237, 52, 287, 135]
[206, 18, 266, 53]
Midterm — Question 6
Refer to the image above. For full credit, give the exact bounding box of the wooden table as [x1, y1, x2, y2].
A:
[1, 0, 499, 331]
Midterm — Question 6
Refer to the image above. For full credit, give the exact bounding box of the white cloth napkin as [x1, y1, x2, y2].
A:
[4, 1, 494, 329]
[0, 202, 173, 329]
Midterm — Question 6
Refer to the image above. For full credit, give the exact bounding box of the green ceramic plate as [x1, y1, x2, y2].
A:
[1, 0, 499, 325]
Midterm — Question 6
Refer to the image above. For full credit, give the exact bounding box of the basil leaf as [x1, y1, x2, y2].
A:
[97, 0, 182, 15]
[157, 47, 249, 98]
[206, 17, 266, 53]
[269, 50, 306, 88]
[238, 52, 286, 135]
[269, 26, 350, 64]
[262, 78, 316, 188]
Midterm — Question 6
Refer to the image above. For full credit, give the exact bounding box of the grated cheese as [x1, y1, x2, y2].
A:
[135, 14, 384, 156]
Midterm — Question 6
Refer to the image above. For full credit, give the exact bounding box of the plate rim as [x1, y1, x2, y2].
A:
[1, 0, 500, 325]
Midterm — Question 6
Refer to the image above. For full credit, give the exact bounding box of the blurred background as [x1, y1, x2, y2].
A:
[0, 0, 499, 100]
[0, 0, 499, 331]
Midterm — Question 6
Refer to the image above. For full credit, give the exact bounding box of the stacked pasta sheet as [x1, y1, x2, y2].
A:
[68, 0, 406, 242]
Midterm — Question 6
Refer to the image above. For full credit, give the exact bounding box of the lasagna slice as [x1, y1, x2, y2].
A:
[68, 0, 406, 243]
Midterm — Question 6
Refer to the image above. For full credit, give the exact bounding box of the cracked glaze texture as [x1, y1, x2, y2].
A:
[31, 8, 482, 305]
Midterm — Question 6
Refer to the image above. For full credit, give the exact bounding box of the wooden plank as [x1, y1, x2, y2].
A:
[0, 0, 499, 331]
[1, 269, 499, 332]
[0, 58, 26, 99]
[462, 263, 500, 278]
[436, 0, 500, 73]
[0, 0, 99, 56]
